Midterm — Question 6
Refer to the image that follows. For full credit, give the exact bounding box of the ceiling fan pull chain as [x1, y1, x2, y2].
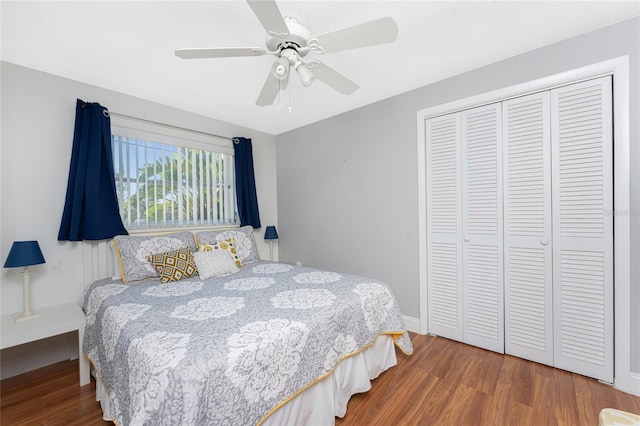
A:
[276, 80, 283, 111]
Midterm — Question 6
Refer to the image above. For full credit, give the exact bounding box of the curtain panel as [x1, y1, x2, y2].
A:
[58, 99, 128, 241]
[233, 137, 261, 229]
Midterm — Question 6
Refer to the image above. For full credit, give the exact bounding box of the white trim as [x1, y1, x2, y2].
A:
[418, 65, 617, 120]
[402, 315, 421, 335]
[610, 56, 634, 396]
[618, 373, 640, 396]
[416, 56, 635, 395]
[111, 116, 234, 155]
[126, 224, 240, 236]
[416, 116, 429, 334]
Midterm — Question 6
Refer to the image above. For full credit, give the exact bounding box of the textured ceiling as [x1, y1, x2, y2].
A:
[2, 1, 638, 135]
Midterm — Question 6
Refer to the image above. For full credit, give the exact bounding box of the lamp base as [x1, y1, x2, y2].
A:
[14, 312, 40, 323]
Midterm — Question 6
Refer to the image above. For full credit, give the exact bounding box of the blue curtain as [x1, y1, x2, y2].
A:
[58, 99, 128, 241]
[233, 137, 261, 228]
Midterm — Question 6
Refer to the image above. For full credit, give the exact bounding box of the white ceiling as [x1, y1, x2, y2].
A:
[2, 1, 638, 135]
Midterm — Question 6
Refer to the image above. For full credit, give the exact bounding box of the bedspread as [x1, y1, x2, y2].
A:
[83, 261, 413, 425]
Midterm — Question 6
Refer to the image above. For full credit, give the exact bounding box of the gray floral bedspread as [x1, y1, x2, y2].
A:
[83, 261, 413, 425]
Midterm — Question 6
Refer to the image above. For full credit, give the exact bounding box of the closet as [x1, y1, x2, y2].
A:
[425, 76, 613, 382]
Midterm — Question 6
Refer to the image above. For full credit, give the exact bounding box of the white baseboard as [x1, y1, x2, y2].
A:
[402, 315, 422, 334]
[615, 372, 640, 397]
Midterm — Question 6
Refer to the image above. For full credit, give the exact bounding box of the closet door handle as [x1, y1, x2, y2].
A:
[464, 235, 471, 242]
[540, 239, 549, 246]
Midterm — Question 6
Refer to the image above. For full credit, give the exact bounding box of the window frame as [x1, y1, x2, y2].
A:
[110, 116, 238, 233]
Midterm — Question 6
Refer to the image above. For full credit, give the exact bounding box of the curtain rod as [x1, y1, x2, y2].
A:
[103, 110, 239, 143]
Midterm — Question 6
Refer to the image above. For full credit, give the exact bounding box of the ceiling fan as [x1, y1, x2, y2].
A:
[175, 0, 399, 107]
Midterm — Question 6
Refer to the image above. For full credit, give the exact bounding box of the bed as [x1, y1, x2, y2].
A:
[82, 227, 413, 425]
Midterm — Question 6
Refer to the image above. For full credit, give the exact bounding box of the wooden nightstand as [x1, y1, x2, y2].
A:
[1, 303, 90, 386]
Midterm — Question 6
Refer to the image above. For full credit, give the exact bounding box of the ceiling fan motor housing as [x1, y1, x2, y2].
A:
[280, 48, 299, 64]
[266, 17, 311, 58]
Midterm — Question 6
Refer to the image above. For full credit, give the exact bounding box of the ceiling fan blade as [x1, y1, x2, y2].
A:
[175, 47, 266, 59]
[246, 0, 289, 35]
[312, 61, 359, 95]
[256, 72, 287, 106]
[313, 16, 398, 53]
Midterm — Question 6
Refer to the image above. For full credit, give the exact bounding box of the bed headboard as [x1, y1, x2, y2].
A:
[81, 226, 251, 285]
[82, 240, 115, 284]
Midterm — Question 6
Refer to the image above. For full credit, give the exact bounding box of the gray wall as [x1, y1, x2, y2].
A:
[276, 17, 639, 371]
[0, 62, 278, 376]
[1, 61, 278, 315]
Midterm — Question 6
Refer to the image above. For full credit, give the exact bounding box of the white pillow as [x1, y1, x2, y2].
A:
[193, 250, 239, 279]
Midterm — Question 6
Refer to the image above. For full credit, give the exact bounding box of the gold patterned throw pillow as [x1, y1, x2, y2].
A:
[195, 226, 259, 263]
[198, 238, 243, 267]
[147, 247, 197, 283]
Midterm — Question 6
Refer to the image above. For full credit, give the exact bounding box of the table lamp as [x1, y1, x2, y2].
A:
[264, 226, 279, 261]
[4, 240, 46, 323]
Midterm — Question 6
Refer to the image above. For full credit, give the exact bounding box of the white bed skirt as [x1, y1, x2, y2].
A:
[94, 334, 397, 425]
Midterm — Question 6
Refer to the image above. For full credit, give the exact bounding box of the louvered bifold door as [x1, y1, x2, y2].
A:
[426, 114, 463, 341]
[461, 104, 504, 353]
[551, 76, 613, 382]
[503, 92, 554, 366]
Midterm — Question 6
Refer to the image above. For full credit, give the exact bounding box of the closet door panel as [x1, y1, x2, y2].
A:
[551, 76, 613, 382]
[503, 92, 553, 366]
[461, 104, 504, 353]
[426, 114, 463, 341]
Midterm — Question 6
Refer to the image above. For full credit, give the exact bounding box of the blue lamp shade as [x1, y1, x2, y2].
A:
[4, 241, 46, 268]
[264, 226, 279, 240]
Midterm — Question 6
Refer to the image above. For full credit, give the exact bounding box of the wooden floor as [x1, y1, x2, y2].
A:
[2, 333, 639, 425]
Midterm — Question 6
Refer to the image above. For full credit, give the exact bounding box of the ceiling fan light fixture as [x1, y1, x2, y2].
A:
[271, 57, 290, 80]
[295, 61, 315, 87]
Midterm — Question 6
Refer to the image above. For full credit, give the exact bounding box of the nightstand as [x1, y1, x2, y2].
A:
[1, 303, 90, 386]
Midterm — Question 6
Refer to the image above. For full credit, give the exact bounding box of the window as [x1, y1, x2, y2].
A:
[111, 117, 237, 230]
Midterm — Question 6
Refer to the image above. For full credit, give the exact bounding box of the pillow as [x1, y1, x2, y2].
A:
[147, 247, 198, 283]
[199, 239, 243, 267]
[113, 232, 196, 283]
[193, 250, 239, 279]
[195, 226, 259, 263]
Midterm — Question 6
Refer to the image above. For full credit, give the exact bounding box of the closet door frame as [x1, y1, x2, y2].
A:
[417, 56, 633, 394]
